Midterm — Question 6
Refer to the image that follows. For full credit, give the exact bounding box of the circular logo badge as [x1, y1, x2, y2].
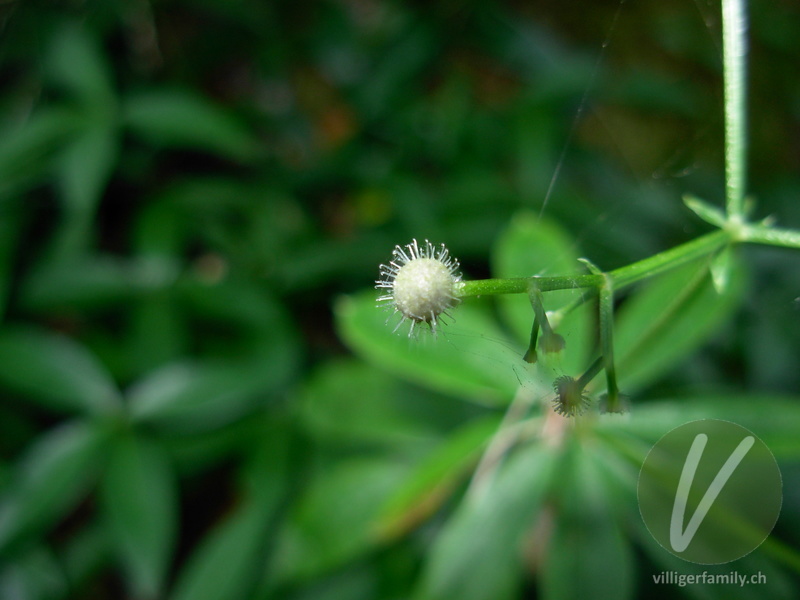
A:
[638, 419, 782, 564]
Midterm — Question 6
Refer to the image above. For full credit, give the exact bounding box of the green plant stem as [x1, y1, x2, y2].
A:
[722, 0, 748, 220]
[455, 274, 599, 297]
[576, 356, 604, 389]
[608, 229, 730, 288]
[741, 225, 800, 249]
[456, 230, 732, 299]
[597, 273, 620, 410]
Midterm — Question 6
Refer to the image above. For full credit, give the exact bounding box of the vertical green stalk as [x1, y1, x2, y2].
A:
[523, 314, 540, 364]
[528, 286, 565, 355]
[722, 0, 748, 221]
[597, 274, 621, 412]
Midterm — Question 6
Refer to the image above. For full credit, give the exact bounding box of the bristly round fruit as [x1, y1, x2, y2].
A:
[376, 239, 462, 336]
[552, 376, 591, 417]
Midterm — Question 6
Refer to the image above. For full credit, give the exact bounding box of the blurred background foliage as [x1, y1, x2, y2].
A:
[0, 0, 798, 598]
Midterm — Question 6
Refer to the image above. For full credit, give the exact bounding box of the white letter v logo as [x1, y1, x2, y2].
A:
[670, 433, 755, 552]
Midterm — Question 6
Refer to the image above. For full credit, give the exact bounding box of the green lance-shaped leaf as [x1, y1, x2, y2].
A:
[0, 326, 121, 416]
[53, 125, 119, 256]
[271, 458, 410, 584]
[684, 195, 728, 229]
[300, 359, 440, 446]
[0, 420, 108, 554]
[0, 108, 82, 199]
[0, 545, 70, 600]
[336, 291, 520, 406]
[101, 434, 178, 599]
[122, 90, 259, 162]
[540, 438, 634, 600]
[128, 360, 278, 434]
[169, 475, 284, 600]
[20, 254, 179, 312]
[60, 520, 113, 594]
[376, 415, 501, 540]
[601, 394, 800, 461]
[609, 253, 746, 392]
[46, 23, 115, 108]
[414, 441, 557, 600]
